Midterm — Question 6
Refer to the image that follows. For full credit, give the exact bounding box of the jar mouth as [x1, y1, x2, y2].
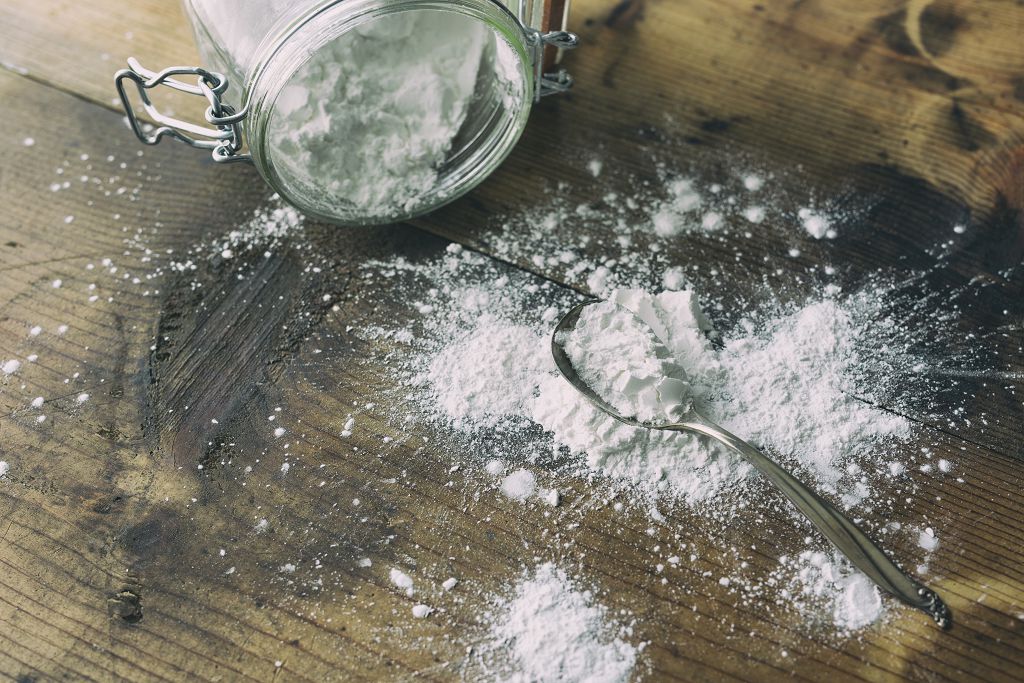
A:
[244, 0, 535, 226]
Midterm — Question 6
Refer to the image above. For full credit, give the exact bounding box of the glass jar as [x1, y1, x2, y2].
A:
[116, 0, 577, 225]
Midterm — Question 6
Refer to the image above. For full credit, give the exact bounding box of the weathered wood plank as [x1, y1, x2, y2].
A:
[1, 0, 1023, 681]
[2, 68, 1023, 682]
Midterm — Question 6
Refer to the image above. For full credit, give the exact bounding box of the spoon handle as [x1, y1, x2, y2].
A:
[672, 416, 951, 629]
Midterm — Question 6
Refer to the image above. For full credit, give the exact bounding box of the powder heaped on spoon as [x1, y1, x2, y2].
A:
[559, 301, 692, 423]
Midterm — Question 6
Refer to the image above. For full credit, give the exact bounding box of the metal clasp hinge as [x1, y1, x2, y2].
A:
[114, 58, 251, 164]
[529, 30, 579, 101]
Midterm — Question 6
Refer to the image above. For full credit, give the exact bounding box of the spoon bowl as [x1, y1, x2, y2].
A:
[552, 300, 951, 629]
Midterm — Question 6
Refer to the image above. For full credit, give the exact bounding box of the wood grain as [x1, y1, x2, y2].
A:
[0, 0, 1022, 681]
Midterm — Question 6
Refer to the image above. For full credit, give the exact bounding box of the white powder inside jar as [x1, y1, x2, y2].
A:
[267, 11, 496, 219]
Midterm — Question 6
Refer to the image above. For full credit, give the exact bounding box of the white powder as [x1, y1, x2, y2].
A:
[918, 527, 939, 551]
[0, 461, 9, 478]
[411, 604, 433, 618]
[267, 11, 491, 219]
[418, 283, 912, 513]
[784, 551, 883, 631]
[559, 300, 692, 424]
[651, 178, 701, 236]
[742, 205, 766, 224]
[500, 469, 537, 501]
[485, 563, 637, 683]
[421, 316, 549, 429]
[716, 300, 909, 496]
[31, 396, 44, 408]
[798, 207, 836, 239]
[390, 568, 415, 597]
[2, 359, 21, 375]
[442, 577, 458, 591]
[742, 174, 764, 191]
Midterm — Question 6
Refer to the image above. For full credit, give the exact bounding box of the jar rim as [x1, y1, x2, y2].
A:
[242, 0, 536, 225]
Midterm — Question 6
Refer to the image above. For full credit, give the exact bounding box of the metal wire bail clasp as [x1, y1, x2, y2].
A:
[529, 30, 580, 101]
[114, 58, 251, 164]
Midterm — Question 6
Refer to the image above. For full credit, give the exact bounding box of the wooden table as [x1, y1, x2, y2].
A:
[1, 1, 1022, 680]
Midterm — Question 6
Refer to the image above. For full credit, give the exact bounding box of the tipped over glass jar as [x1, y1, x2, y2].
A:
[116, 0, 578, 225]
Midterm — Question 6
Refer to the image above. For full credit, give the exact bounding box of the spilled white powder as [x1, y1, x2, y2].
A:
[2, 359, 21, 375]
[485, 563, 637, 683]
[798, 207, 836, 239]
[423, 317, 550, 429]
[424, 285, 911, 511]
[267, 11, 500, 219]
[390, 568, 415, 597]
[0, 461, 9, 478]
[717, 300, 909, 499]
[651, 179, 701, 237]
[918, 527, 939, 551]
[411, 604, 433, 618]
[559, 300, 692, 424]
[500, 469, 537, 501]
[783, 551, 883, 630]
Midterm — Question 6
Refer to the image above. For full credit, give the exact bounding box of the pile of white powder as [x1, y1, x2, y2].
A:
[558, 299, 693, 425]
[418, 279, 909, 508]
[482, 563, 639, 683]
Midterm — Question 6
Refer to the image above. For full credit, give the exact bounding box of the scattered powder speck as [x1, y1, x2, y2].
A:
[500, 469, 537, 501]
[76, 393, 90, 403]
[798, 207, 836, 239]
[442, 577, 458, 591]
[29, 325, 42, 336]
[482, 563, 638, 683]
[588, 159, 604, 178]
[918, 527, 939, 552]
[2, 359, 21, 375]
[411, 604, 433, 618]
[274, 427, 286, 438]
[390, 568, 415, 597]
[0, 461, 9, 478]
[31, 397, 44, 408]
[743, 174, 764, 191]
[781, 551, 884, 632]
[651, 178, 701, 237]
[742, 206, 766, 224]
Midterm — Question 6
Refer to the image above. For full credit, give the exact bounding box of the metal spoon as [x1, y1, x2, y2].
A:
[552, 301, 951, 629]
